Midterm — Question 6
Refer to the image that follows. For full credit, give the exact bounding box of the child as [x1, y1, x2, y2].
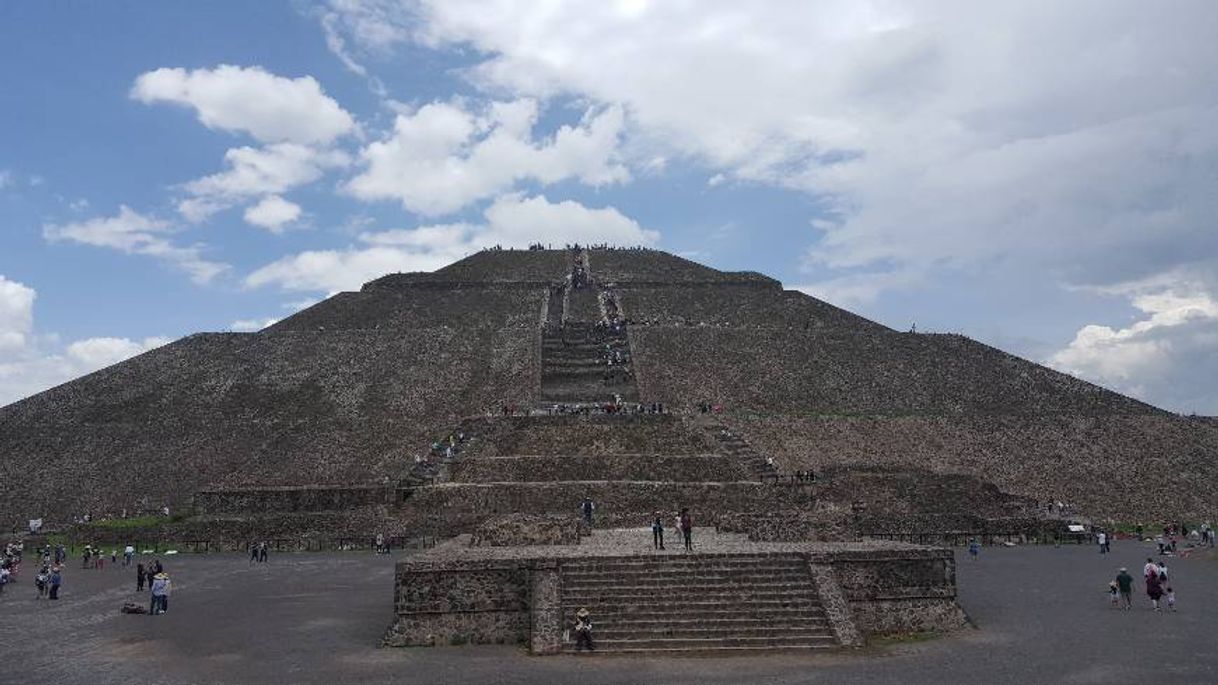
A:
[1108, 581, 1120, 608]
[968, 538, 981, 561]
[1166, 587, 1176, 612]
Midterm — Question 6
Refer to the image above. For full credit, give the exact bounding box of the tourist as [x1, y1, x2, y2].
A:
[680, 508, 693, 551]
[249, 543, 259, 564]
[1155, 534, 1166, 555]
[111, 549, 117, 565]
[651, 512, 665, 550]
[1115, 567, 1133, 610]
[136, 563, 146, 591]
[123, 545, 134, 566]
[1108, 580, 1120, 608]
[150, 570, 170, 615]
[968, 538, 981, 561]
[0, 564, 9, 595]
[35, 566, 49, 599]
[258, 542, 268, 563]
[49, 566, 61, 600]
[573, 608, 594, 652]
[1146, 570, 1164, 611]
[581, 498, 596, 527]
[1156, 561, 1169, 587]
[1143, 558, 1158, 582]
[1096, 531, 1107, 554]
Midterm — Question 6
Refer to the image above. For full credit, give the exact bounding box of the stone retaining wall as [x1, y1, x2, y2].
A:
[194, 485, 392, 515]
[385, 545, 966, 651]
[832, 549, 969, 635]
[449, 453, 748, 483]
[400, 481, 816, 522]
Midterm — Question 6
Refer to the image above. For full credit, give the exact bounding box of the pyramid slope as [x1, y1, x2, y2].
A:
[1, 247, 1214, 528]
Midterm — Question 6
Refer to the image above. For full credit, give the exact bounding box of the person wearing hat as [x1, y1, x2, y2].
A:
[573, 608, 594, 651]
[150, 570, 171, 615]
[1114, 567, 1133, 610]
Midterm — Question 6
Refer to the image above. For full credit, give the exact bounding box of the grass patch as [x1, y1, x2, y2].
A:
[79, 515, 171, 530]
[869, 631, 941, 647]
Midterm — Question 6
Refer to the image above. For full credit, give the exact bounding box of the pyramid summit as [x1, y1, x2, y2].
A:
[1, 247, 1215, 534]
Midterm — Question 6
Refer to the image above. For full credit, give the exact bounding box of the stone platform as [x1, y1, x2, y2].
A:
[384, 529, 968, 654]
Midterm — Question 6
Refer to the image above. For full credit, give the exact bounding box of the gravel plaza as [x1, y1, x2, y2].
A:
[4, 540, 1216, 685]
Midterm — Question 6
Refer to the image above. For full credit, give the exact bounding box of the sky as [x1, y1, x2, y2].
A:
[2, 1, 1217, 413]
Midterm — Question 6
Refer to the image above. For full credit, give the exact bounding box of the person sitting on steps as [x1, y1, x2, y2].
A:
[573, 608, 594, 651]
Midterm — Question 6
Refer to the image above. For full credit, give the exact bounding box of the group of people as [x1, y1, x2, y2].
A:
[1, 541, 25, 595]
[650, 509, 694, 551]
[539, 401, 666, 416]
[1110, 559, 1175, 612]
[134, 558, 171, 614]
[248, 542, 270, 564]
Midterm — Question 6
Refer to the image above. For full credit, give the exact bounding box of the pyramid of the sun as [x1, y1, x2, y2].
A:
[1, 248, 1215, 530]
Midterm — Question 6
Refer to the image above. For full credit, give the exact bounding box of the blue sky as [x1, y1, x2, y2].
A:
[2, 1, 1217, 412]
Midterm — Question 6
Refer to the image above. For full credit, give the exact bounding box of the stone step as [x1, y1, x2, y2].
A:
[563, 590, 820, 604]
[562, 556, 806, 571]
[561, 606, 825, 622]
[562, 558, 813, 572]
[587, 616, 830, 632]
[563, 572, 813, 587]
[594, 626, 833, 641]
[565, 635, 838, 652]
[562, 591, 822, 605]
[563, 643, 836, 655]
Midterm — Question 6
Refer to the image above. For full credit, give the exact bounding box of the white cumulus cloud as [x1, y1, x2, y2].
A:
[1050, 289, 1218, 414]
[243, 195, 303, 232]
[246, 194, 656, 292]
[43, 206, 228, 284]
[344, 98, 628, 215]
[0, 275, 170, 407]
[131, 65, 356, 144]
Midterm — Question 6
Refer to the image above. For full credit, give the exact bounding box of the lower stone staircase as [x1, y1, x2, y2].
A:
[559, 553, 837, 653]
[705, 423, 776, 481]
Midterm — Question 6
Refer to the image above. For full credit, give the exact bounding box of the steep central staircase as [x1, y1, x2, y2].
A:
[560, 553, 837, 653]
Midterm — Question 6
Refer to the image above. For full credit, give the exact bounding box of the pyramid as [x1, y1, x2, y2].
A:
[2, 247, 1215, 533]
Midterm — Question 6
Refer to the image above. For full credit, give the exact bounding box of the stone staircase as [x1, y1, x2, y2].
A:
[541, 321, 638, 403]
[560, 553, 837, 653]
[705, 423, 776, 481]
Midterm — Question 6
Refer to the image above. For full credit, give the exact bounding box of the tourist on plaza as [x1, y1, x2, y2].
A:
[573, 608, 594, 651]
[249, 542, 259, 564]
[968, 538, 981, 561]
[259, 542, 268, 563]
[136, 563, 146, 591]
[0, 564, 9, 595]
[35, 566, 49, 598]
[680, 508, 693, 551]
[1143, 558, 1158, 581]
[1166, 587, 1177, 611]
[1108, 580, 1120, 607]
[150, 570, 170, 615]
[581, 498, 596, 527]
[651, 512, 665, 550]
[1115, 568, 1133, 610]
[123, 545, 134, 566]
[1146, 570, 1164, 611]
[1096, 531, 1108, 553]
[49, 566, 61, 600]
[1155, 561, 1169, 586]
